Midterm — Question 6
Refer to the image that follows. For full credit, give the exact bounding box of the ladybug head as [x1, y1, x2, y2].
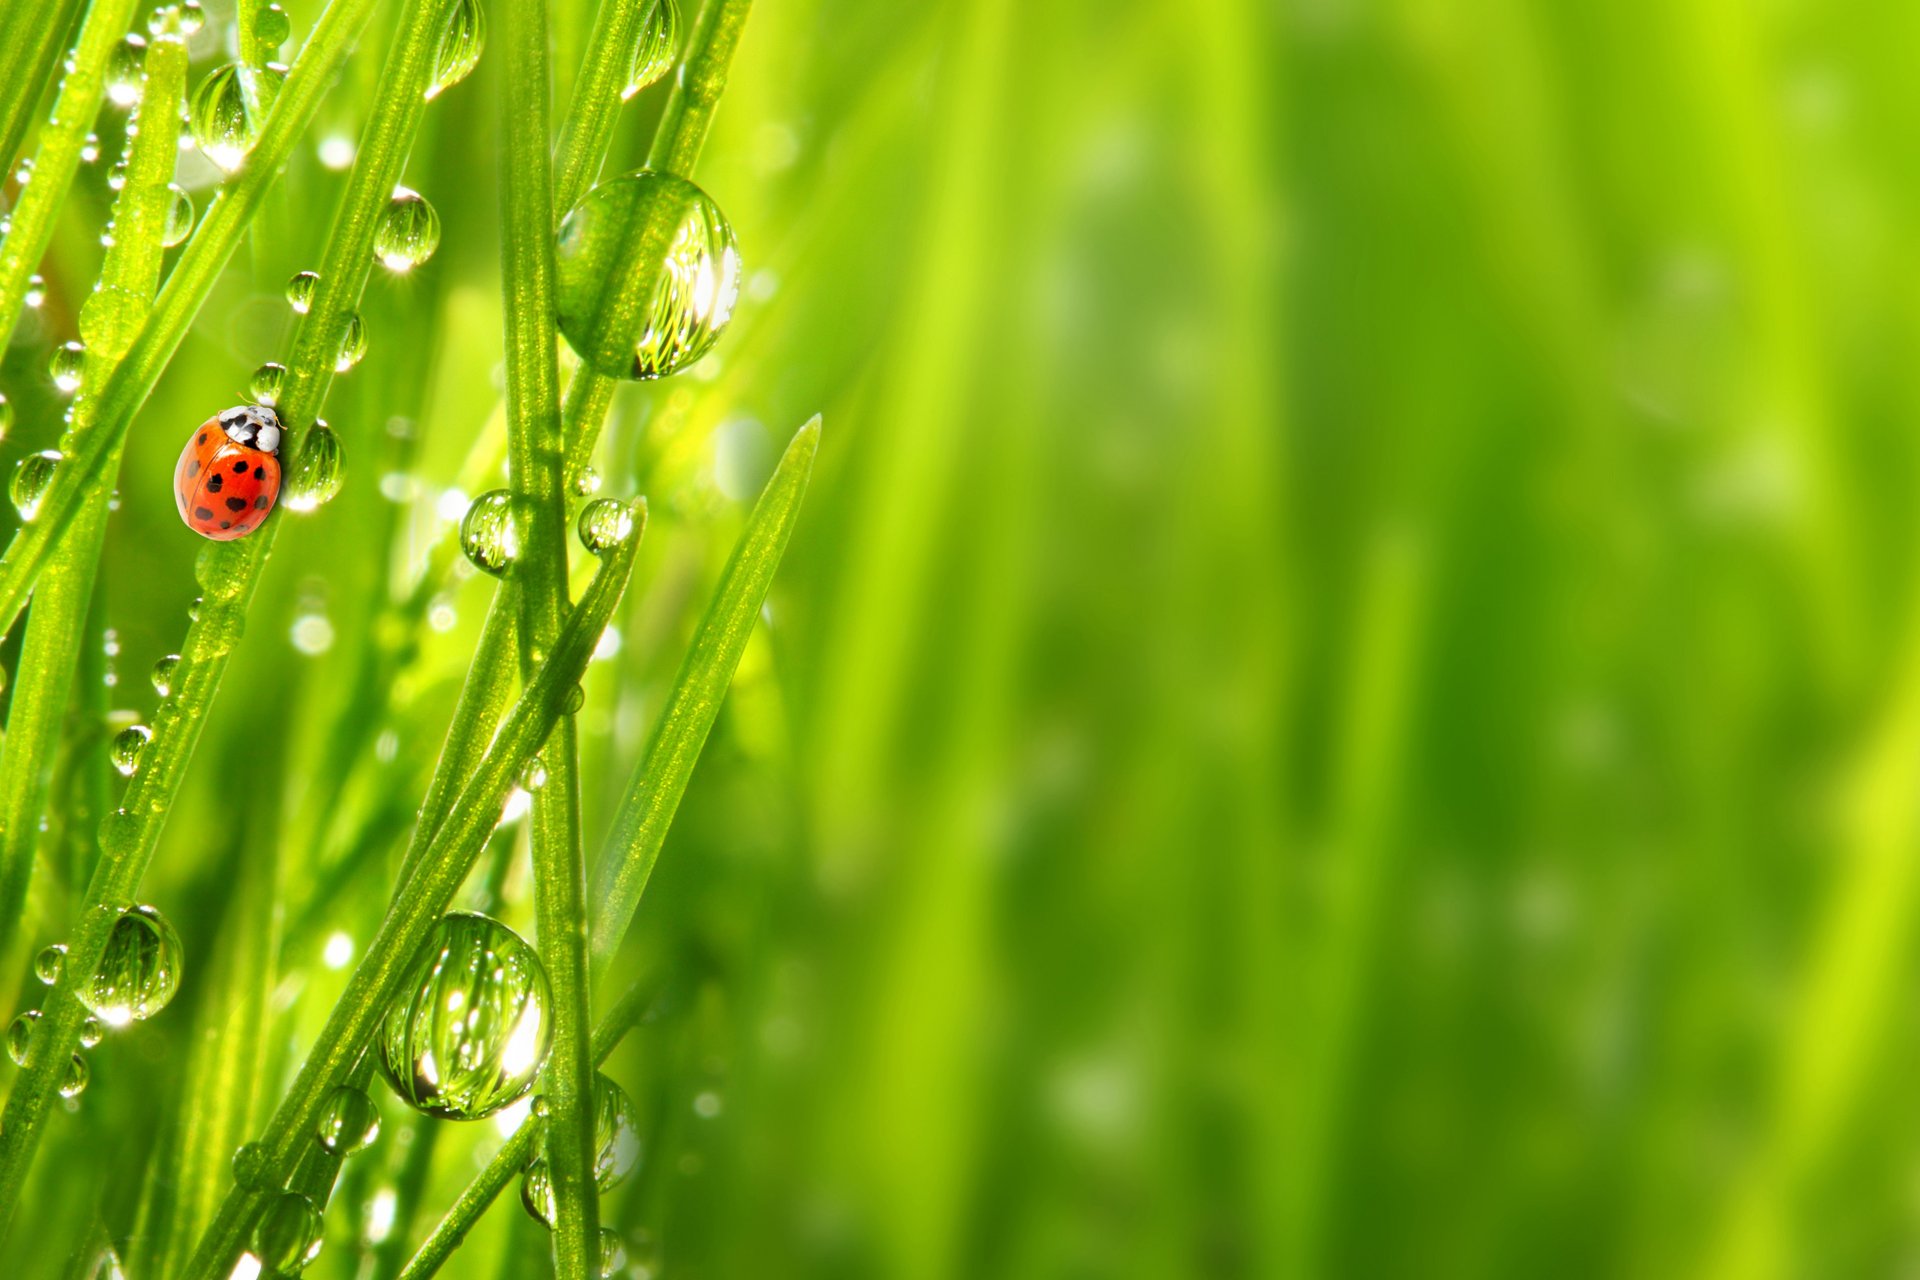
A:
[218, 404, 283, 455]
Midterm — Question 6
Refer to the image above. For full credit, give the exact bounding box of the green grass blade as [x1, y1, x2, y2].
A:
[0, 0, 84, 181]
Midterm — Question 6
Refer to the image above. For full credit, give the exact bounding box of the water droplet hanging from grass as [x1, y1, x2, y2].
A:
[254, 1191, 324, 1274]
[34, 945, 66, 984]
[149, 0, 206, 38]
[374, 187, 440, 271]
[6, 1011, 37, 1065]
[12, 450, 63, 520]
[78, 1017, 103, 1049]
[315, 1084, 381, 1156]
[254, 3, 292, 49]
[151, 654, 179, 696]
[24, 274, 45, 308]
[110, 725, 151, 776]
[189, 63, 285, 173]
[106, 36, 146, 108]
[49, 342, 85, 394]
[286, 270, 319, 313]
[283, 423, 343, 511]
[79, 904, 183, 1026]
[460, 490, 524, 577]
[162, 184, 193, 247]
[576, 498, 635, 555]
[249, 361, 286, 405]
[597, 1229, 627, 1278]
[80, 286, 144, 359]
[426, 0, 486, 100]
[334, 313, 367, 371]
[58, 1053, 88, 1098]
[622, 0, 679, 99]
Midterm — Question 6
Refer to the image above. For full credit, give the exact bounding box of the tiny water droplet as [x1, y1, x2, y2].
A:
[576, 498, 635, 556]
[426, 0, 485, 99]
[622, 0, 679, 99]
[110, 724, 151, 776]
[249, 361, 286, 405]
[562, 685, 585, 715]
[80, 286, 144, 359]
[12, 450, 63, 520]
[6, 1011, 38, 1065]
[188, 595, 202, 621]
[80, 904, 183, 1025]
[520, 1157, 555, 1226]
[315, 1084, 381, 1156]
[460, 490, 524, 577]
[286, 269, 319, 313]
[49, 342, 85, 394]
[283, 424, 344, 512]
[597, 1228, 628, 1278]
[80, 132, 101, 164]
[106, 160, 127, 191]
[374, 912, 553, 1120]
[24, 274, 45, 308]
[78, 1016, 103, 1048]
[232, 1140, 271, 1188]
[569, 463, 600, 496]
[374, 187, 440, 271]
[107, 36, 146, 108]
[162, 184, 194, 247]
[190, 63, 284, 173]
[149, 1, 205, 38]
[34, 944, 66, 985]
[151, 654, 179, 696]
[531, 1094, 551, 1119]
[521, 754, 548, 791]
[254, 1190, 324, 1274]
[58, 1053, 88, 1098]
[334, 313, 367, 372]
[555, 172, 742, 381]
[254, 3, 292, 48]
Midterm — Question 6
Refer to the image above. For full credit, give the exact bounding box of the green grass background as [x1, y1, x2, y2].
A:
[11, 0, 1914, 1276]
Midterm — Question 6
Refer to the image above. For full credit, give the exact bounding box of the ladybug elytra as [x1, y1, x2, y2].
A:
[175, 405, 282, 541]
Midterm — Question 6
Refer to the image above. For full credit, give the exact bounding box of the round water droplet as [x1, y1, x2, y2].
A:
[592, 1072, 642, 1189]
[190, 63, 284, 173]
[531, 1095, 551, 1119]
[151, 654, 179, 697]
[49, 342, 85, 395]
[162, 184, 194, 247]
[555, 171, 742, 381]
[521, 754, 548, 791]
[597, 1228, 628, 1278]
[255, 3, 291, 48]
[283, 424, 343, 512]
[6, 1011, 37, 1065]
[254, 1190, 323, 1274]
[24, 274, 45, 308]
[79, 904, 184, 1025]
[426, 0, 485, 99]
[374, 187, 440, 271]
[80, 133, 101, 164]
[34, 944, 66, 985]
[107, 36, 146, 108]
[249, 361, 286, 405]
[78, 1017, 103, 1049]
[80, 285, 144, 359]
[110, 724, 151, 776]
[374, 911, 553, 1120]
[622, 0, 679, 99]
[188, 595, 202, 621]
[286, 270, 319, 313]
[576, 499, 635, 556]
[460, 490, 524, 577]
[315, 1084, 380, 1156]
[12, 450, 62, 520]
[0, 393, 13, 441]
[334, 312, 367, 371]
[59, 1053, 88, 1098]
[563, 685, 585, 715]
[520, 1157, 554, 1226]
[232, 1140, 272, 1188]
[149, 1, 206, 38]
[569, 463, 601, 497]
[107, 160, 127, 192]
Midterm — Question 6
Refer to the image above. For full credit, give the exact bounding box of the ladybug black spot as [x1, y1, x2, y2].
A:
[254, 465, 266, 480]
[225, 496, 248, 512]
[254, 495, 271, 510]
[233, 459, 248, 473]
[194, 507, 214, 521]
[198, 431, 208, 445]
[219, 520, 232, 530]
[206, 473, 224, 493]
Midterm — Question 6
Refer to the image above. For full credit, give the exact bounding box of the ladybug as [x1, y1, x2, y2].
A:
[175, 404, 283, 541]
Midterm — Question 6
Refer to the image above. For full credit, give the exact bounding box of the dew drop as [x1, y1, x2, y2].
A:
[188, 595, 202, 621]
[285, 269, 319, 313]
[555, 171, 742, 380]
[162, 184, 194, 247]
[106, 160, 127, 191]
[334, 313, 367, 371]
[373, 912, 553, 1120]
[520, 1157, 554, 1226]
[149, 1, 206, 38]
[597, 1228, 628, 1278]
[79, 285, 144, 360]
[460, 490, 524, 577]
[315, 1084, 381, 1156]
[254, 1190, 324, 1274]
[110, 724, 151, 776]
[374, 187, 440, 271]
[569, 463, 601, 496]
[592, 1072, 642, 1189]
[25, 274, 45, 308]
[190, 63, 284, 173]
[576, 498, 635, 556]
[12, 450, 62, 520]
[59, 1053, 88, 1098]
[562, 685, 585, 715]
[6, 1011, 37, 1065]
[107, 36, 146, 108]
[426, 0, 486, 100]
[622, 0, 679, 99]
[151, 654, 179, 696]
[231, 1140, 271, 1188]
[521, 754, 548, 791]
[283, 423, 344, 512]
[49, 342, 85, 395]
[34, 944, 66, 985]
[79, 1016, 103, 1049]
[249, 361, 286, 405]
[254, 3, 292, 48]
[80, 133, 101, 164]
[80, 904, 183, 1026]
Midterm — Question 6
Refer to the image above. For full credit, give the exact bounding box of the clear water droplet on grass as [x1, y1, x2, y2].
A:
[149, 1, 205, 38]
[6, 1011, 37, 1064]
[110, 724, 151, 776]
[254, 1190, 324, 1274]
[107, 36, 146, 108]
[569, 463, 600, 496]
[622, 0, 679, 99]
[80, 904, 183, 1026]
[59, 1053, 88, 1098]
[563, 685, 585, 714]
[284, 424, 343, 512]
[78, 1017, 103, 1048]
[80, 133, 100, 164]
[286, 269, 319, 313]
[12, 450, 63, 520]
[49, 342, 85, 394]
[593, 1073, 642, 1189]
[80, 285, 144, 359]
[34, 944, 66, 984]
[162, 184, 193, 246]
[232, 1140, 271, 1187]
[555, 171, 742, 380]
[315, 1084, 381, 1156]
[249, 361, 286, 405]
[106, 160, 126, 191]
[520, 1157, 555, 1226]
[151, 654, 179, 696]
[521, 754, 548, 791]
[255, 3, 291, 48]
[24, 274, 44, 308]
[597, 1228, 628, 1278]
[426, 0, 485, 99]
[374, 187, 440, 271]
[334, 313, 367, 371]
[460, 490, 524, 577]
[190, 63, 283, 173]
[374, 912, 553, 1120]
[576, 499, 635, 556]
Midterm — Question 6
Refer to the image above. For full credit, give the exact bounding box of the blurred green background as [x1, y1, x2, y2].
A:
[17, 0, 1919, 1275]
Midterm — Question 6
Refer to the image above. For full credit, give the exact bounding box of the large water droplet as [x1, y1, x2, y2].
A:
[283, 424, 343, 512]
[79, 904, 184, 1026]
[460, 490, 524, 577]
[334, 313, 367, 372]
[107, 36, 147, 108]
[59, 1053, 89, 1098]
[255, 3, 292, 48]
[426, 0, 485, 99]
[375, 187, 440, 271]
[315, 1084, 381, 1156]
[622, 0, 679, 99]
[34, 944, 66, 985]
[49, 342, 86, 395]
[249, 361, 286, 405]
[162, 185, 194, 247]
[254, 1191, 324, 1274]
[286, 270, 319, 313]
[576, 499, 636, 556]
[151, 654, 179, 696]
[373, 911, 553, 1120]
[110, 725, 151, 776]
[79, 286, 144, 359]
[190, 63, 283, 173]
[555, 171, 742, 380]
[597, 1228, 628, 1278]
[6, 1011, 37, 1065]
[149, 1, 206, 38]
[12, 450, 63, 520]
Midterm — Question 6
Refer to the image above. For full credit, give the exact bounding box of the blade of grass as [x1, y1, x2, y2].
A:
[0, 0, 84, 182]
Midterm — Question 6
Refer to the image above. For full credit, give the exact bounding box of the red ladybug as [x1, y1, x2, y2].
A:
[175, 405, 283, 541]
